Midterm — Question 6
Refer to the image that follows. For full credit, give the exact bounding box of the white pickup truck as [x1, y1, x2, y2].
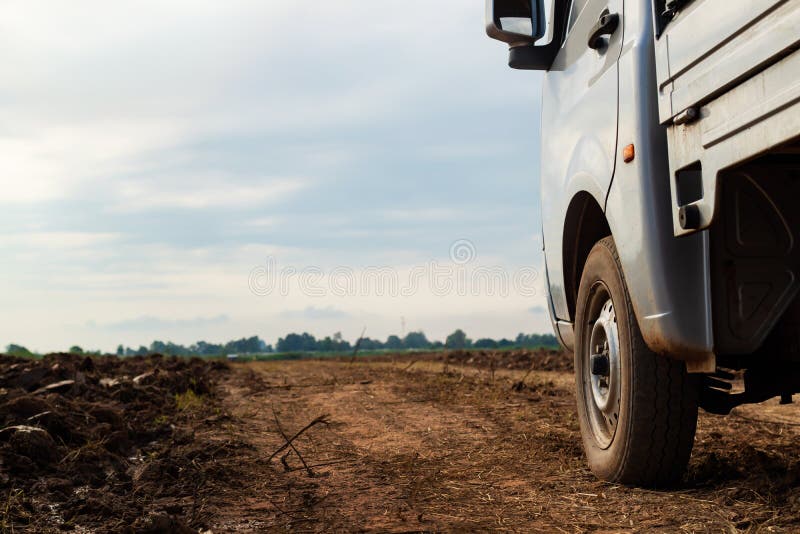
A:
[487, 0, 800, 486]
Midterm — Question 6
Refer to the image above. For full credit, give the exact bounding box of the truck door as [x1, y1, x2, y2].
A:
[541, 0, 623, 321]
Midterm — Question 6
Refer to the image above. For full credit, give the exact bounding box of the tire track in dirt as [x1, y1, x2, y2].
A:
[213, 359, 800, 532]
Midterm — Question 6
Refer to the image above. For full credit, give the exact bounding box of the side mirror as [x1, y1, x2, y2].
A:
[485, 0, 566, 71]
[485, 0, 545, 45]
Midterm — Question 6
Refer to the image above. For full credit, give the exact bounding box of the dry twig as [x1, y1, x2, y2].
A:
[512, 364, 536, 392]
[272, 407, 316, 476]
[349, 326, 367, 364]
[267, 412, 331, 465]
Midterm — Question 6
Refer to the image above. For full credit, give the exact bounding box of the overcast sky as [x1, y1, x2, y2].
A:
[0, 1, 548, 352]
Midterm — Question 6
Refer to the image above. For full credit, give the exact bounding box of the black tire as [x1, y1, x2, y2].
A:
[574, 236, 698, 486]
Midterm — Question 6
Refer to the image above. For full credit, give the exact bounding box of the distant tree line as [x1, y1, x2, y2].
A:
[269, 330, 558, 353]
[113, 336, 270, 357]
[5, 331, 558, 358]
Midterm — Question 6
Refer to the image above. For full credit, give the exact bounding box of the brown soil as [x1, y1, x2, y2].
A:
[446, 347, 573, 372]
[2, 351, 799, 532]
[0, 353, 231, 533]
[330, 348, 573, 372]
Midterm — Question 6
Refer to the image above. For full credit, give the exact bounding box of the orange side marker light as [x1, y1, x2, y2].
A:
[623, 144, 635, 163]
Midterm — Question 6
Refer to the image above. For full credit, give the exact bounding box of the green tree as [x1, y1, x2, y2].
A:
[358, 338, 384, 350]
[116, 345, 124, 356]
[514, 333, 559, 349]
[191, 341, 223, 355]
[384, 335, 403, 350]
[6, 344, 33, 357]
[473, 338, 498, 349]
[445, 329, 471, 350]
[69, 345, 84, 355]
[403, 331, 430, 349]
[224, 336, 267, 354]
[276, 332, 318, 353]
[317, 332, 351, 352]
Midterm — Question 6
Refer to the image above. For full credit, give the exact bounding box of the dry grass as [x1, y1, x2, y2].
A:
[174, 389, 205, 412]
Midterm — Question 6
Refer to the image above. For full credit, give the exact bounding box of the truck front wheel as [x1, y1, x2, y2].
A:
[574, 237, 699, 486]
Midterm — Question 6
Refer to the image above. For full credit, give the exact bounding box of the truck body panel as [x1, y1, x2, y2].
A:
[543, 0, 715, 359]
[541, 0, 623, 322]
[605, 0, 714, 358]
[655, 0, 800, 236]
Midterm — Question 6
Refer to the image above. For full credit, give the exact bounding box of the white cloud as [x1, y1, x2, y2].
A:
[244, 216, 281, 228]
[112, 177, 308, 212]
[280, 306, 351, 320]
[382, 208, 465, 222]
[0, 120, 187, 205]
[0, 231, 119, 249]
[91, 314, 230, 332]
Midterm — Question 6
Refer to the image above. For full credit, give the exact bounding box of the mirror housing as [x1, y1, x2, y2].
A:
[485, 0, 568, 71]
[485, 0, 545, 45]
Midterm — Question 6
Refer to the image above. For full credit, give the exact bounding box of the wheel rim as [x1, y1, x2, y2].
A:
[583, 284, 621, 449]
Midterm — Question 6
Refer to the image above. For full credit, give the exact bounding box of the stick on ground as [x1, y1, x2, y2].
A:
[272, 407, 314, 476]
[349, 326, 367, 364]
[268, 413, 331, 465]
[512, 363, 536, 392]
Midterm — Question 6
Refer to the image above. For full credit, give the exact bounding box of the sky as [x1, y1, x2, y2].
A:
[0, 1, 548, 353]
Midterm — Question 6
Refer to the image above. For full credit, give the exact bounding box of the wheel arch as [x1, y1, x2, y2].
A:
[562, 191, 612, 320]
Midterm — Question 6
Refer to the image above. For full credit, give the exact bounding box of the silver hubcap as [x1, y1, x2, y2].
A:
[584, 292, 621, 449]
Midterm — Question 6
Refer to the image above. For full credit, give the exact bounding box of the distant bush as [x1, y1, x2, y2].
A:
[473, 338, 498, 349]
[5, 344, 36, 358]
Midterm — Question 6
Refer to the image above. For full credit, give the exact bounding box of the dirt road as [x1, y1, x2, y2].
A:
[2, 352, 798, 532]
[212, 356, 800, 532]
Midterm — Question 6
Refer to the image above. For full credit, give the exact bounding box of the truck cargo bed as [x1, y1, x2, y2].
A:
[654, 0, 800, 236]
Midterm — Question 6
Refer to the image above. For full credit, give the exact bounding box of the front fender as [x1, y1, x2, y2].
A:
[604, 1, 713, 361]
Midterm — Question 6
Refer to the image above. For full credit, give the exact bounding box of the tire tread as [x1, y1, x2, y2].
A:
[595, 237, 698, 486]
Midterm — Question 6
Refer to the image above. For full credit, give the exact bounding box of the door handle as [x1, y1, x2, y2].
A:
[587, 9, 619, 50]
